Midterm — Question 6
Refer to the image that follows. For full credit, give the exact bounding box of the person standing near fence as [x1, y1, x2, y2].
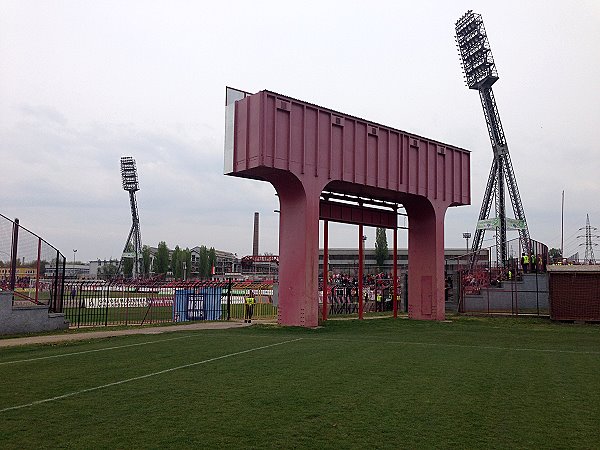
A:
[71, 285, 82, 308]
[521, 253, 529, 274]
[244, 290, 255, 323]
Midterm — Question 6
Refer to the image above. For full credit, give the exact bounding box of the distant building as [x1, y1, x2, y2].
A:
[0, 267, 37, 278]
[189, 247, 239, 277]
[238, 255, 279, 280]
[319, 248, 488, 276]
[213, 249, 240, 276]
[44, 263, 90, 279]
[89, 259, 120, 278]
[46, 246, 486, 281]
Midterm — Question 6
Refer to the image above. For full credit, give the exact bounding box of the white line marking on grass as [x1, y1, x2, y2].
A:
[0, 332, 298, 366]
[301, 337, 600, 355]
[0, 338, 302, 413]
[0, 335, 199, 366]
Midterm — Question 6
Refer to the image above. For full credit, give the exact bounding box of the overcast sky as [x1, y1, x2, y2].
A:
[1, 0, 599, 262]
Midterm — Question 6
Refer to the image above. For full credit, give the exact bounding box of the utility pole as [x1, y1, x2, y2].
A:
[73, 249, 77, 279]
[561, 190, 564, 261]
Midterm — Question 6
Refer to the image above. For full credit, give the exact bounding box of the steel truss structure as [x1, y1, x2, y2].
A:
[578, 214, 597, 264]
[455, 10, 531, 268]
[118, 156, 144, 278]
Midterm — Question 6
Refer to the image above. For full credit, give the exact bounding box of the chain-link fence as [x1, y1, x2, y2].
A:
[446, 237, 549, 316]
[0, 214, 66, 312]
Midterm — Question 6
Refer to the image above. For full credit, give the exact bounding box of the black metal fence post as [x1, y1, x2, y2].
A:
[76, 282, 82, 329]
[535, 271, 540, 316]
[35, 237, 42, 307]
[53, 250, 60, 313]
[124, 282, 129, 326]
[9, 218, 19, 292]
[59, 256, 66, 312]
[105, 281, 111, 327]
[227, 278, 232, 320]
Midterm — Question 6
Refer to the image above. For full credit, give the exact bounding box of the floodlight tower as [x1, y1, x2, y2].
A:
[119, 156, 144, 278]
[455, 10, 531, 269]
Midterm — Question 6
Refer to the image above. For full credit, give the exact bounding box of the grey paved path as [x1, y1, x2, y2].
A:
[0, 320, 274, 348]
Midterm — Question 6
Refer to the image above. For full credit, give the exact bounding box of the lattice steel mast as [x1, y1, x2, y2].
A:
[455, 10, 531, 268]
[118, 156, 144, 278]
[578, 214, 598, 265]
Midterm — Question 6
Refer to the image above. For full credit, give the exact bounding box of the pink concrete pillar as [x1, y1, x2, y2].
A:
[271, 175, 321, 327]
[404, 199, 447, 321]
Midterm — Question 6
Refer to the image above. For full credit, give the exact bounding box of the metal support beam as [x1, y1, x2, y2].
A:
[358, 224, 364, 320]
[320, 200, 397, 229]
[322, 220, 329, 322]
[393, 224, 398, 318]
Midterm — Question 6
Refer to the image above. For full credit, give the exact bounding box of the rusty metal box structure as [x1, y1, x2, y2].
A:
[548, 266, 600, 321]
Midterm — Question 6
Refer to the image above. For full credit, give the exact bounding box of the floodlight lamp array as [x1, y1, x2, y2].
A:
[120, 156, 139, 192]
[455, 10, 498, 90]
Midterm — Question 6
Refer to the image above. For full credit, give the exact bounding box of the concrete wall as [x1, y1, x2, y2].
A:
[0, 291, 69, 335]
[463, 273, 549, 313]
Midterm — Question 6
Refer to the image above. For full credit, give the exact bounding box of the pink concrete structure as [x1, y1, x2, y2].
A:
[225, 89, 470, 327]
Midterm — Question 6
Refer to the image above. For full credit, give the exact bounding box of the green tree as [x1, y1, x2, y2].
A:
[548, 248, 562, 262]
[374, 228, 389, 269]
[208, 247, 216, 276]
[171, 245, 182, 279]
[142, 245, 151, 276]
[154, 241, 170, 275]
[198, 246, 209, 277]
[99, 263, 118, 280]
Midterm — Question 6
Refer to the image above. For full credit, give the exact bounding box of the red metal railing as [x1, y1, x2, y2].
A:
[0, 213, 66, 312]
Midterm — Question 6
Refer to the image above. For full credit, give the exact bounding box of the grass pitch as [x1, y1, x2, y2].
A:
[0, 317, 599, 449]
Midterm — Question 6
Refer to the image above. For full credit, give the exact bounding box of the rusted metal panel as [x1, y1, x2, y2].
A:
[548, 267, 600, 321]
[229, 90, 470, 208]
